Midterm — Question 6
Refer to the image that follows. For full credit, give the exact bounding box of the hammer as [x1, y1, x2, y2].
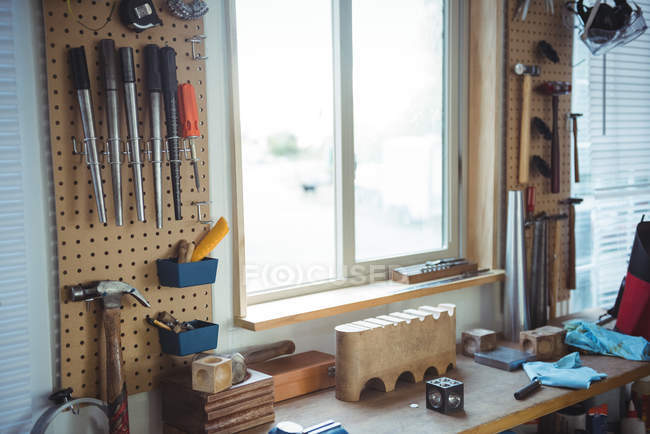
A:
[537, 81, 571, 193]
[569, 113, 583, 183]
[559, 198, 583, 291]
[69, 281, 151, 434]
[514, 64, 540, 185]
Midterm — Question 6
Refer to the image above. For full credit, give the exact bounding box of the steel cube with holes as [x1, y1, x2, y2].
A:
[426, 377, 464, 414]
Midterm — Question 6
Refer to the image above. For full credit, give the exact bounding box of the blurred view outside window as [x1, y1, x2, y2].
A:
[235, 0, 448, 294]
[569, 3, 650, 312]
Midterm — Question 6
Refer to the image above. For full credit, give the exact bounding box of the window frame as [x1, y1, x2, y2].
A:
[226, 0, 468, 310]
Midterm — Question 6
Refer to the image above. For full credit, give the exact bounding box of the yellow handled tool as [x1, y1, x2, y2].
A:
[191, 217, 229, 262]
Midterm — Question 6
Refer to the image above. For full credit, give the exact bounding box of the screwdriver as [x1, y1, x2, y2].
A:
[178, 83, 202, 189]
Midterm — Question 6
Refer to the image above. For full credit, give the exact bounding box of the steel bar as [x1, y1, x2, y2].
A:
[145, 44, 164, 229]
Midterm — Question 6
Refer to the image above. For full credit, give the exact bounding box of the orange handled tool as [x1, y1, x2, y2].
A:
[178, 83, 201, 189]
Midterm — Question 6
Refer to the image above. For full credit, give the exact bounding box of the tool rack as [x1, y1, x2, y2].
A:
[42, 1, 212, 398]
[505, 0, 575, 302]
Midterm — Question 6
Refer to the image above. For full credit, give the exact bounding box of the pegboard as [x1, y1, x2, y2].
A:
[42, 0, 213, 398]
[505, 0, 574, 302]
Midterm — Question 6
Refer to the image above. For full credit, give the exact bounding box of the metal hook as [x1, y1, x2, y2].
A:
[186, 35, 207, 60]
[192, 201, 215, 224]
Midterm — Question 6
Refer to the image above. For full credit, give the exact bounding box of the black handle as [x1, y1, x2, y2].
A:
[119, 47, 136, 83]
[144, 44, 161, 92]
[159, 46, 178, 98]
[514, 379, 541, 400]
[69, 47, 90, 90]
[551, 95, 560, 194]
[99, 39, 119, 91]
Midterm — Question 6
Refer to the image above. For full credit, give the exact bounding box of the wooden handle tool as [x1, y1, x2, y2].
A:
[191, 217, 229, 262]
[519, 74, 532, 185]
[239, 340, 297, 365]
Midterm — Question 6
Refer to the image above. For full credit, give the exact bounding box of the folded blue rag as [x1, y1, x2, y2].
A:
[564, 320, 650, 361]
[523, 352, 607, 389]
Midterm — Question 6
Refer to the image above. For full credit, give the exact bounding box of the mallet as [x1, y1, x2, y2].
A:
[537, 81, 571, 194]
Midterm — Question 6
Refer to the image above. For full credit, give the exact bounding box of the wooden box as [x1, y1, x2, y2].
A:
[461, 328, 497, 357]
[520, 325, 567, 361]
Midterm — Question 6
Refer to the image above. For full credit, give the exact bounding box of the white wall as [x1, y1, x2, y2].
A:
[26, 2, 503, 433]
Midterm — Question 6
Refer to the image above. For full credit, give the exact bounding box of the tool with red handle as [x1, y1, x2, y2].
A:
[178, 83, 201, 189]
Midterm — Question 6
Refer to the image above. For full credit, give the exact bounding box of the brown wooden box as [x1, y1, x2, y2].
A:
[520, 326, 567, 361]
[461, 328, 497, 357]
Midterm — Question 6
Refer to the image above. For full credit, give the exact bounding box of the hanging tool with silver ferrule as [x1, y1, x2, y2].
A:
[178, 83, 202, 189]
[119, 47, 146, 222]
[99, 39, 124, 226]
[144, 44, 164, 229]
[69, 47, 107, 224]
[160, 46, 183, 220]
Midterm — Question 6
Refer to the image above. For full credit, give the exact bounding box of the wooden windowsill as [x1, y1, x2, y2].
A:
[234, 269, 505, 331]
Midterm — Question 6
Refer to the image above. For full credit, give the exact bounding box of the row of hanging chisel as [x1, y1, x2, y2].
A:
[69, 40, 203, 229]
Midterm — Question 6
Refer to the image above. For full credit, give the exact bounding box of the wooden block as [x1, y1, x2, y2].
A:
[520, 325, 567, 361]
[461, 328, 497, 356]
[392, 261, 478, 284]
[249, 351, 335, 402]
[335, 303, 456, 402]
[192, 356, 233, 394]
[161, 368, 274, 433]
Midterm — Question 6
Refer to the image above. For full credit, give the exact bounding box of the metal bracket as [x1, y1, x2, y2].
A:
[192, 201, 214, 224]
[186, 35, 207, 60]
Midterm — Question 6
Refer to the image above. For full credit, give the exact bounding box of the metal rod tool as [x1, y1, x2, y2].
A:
[69, 47, 107, 224]
[505, 189, 530, 341]
[99, 40, 124, 226]
[178, 83, 202, 189]
[120, 47, 146, 222]
[160, 46, 183, 220]
[144, 44, 164, 229]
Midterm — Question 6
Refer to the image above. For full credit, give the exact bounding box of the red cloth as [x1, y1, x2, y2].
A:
[616, 272, 650, 340]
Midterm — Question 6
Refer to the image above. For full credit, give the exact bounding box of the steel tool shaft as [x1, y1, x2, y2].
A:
[160, 46, 183, 220]
[120, 47, 146, 222]
[145, 45, 164, 229]
[69, 47, 107, 224]
[99, 40, 124, 226]
[178, 83, 201, 189]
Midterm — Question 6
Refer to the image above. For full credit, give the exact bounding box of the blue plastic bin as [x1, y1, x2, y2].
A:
[156, 257, 218, 288]
[157, 320, 219, 356]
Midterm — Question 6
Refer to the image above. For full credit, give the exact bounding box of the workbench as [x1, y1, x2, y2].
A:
[244, 312, 650, 433]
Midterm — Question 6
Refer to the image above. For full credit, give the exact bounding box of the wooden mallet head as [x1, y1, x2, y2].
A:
[537, 81, 571, 96]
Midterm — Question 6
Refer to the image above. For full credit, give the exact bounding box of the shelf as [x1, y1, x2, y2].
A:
[234, 269, 505, 331]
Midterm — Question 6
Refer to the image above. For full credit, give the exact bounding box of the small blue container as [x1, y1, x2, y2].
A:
[157, 320, 219, 356]
[156, 257, 219, 288]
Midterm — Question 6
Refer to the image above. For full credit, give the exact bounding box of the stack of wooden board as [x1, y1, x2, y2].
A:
[161, 369, 274, 433]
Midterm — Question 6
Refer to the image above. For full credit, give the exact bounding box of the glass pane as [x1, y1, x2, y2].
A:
[352, 0, 446, 261]
[236, 0, 336, 293]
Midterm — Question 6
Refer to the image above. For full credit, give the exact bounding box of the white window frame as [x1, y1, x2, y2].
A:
[226, 0, 467, 307]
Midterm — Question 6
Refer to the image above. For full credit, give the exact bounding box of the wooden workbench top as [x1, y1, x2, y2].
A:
[245, 347, 649, 434]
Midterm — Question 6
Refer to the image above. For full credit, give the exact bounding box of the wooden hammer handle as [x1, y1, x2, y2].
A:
[103, 308, 130, 433]
[239, 340, 296, 365]
[519, 74, 532, 185]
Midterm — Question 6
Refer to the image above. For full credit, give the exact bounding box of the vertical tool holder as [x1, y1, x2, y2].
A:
[505, 1, 574, 302]
[42, 1, 212, 398]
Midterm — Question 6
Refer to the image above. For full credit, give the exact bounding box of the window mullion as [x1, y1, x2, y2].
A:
[332, 0, 355, 278]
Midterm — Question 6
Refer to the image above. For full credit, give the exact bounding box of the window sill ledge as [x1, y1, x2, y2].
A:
[234, 269, 505, 331]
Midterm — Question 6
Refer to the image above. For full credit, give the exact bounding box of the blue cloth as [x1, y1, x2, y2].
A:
[564, 320, 650, 361]
[523, 352, 607, 389]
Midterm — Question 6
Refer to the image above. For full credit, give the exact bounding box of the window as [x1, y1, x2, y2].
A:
[228, 0, 463, 300]
[570, 0, 650, 312]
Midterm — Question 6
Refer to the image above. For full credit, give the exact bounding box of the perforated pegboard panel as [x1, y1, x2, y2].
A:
[42, 1, 212, 398]
[505, 0, 574, 301]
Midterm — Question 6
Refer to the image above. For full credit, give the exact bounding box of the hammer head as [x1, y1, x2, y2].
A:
[69, 281, 151, 310]
[514, 63, 540, 76]
[537, 81, 571, 96]
[569, 113, 583, 119]
[559, 197, 583, 206]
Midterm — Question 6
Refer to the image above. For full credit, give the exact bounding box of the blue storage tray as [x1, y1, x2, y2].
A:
[157, 320, 219, 356]
[156, 257, 218, 288]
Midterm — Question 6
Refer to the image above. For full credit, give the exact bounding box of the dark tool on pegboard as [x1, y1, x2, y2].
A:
[532, 155, 552, 179]
[69, 47, 108, 224]
[538, 40, 560, 63]
[426, 377, 464, 414]
[99, 40, 125, 227]
[168, 0, 209, 20]
[537, 81, 571, 194]
[514, 64, 540, 185]
[119, 0, 162, 32]
[532, 116, 552, 141]
[559, 197, 583, 291]
[514, 379, 542, 400]
[120, 47, 146, 222]
[160, 46, 183, 220]
[144, 44, 165, 229]
[569, 113, 583, 183]
[68, 281, 151, 434]
[526, 186, 535, 220]
[178, 83, 202, 190]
